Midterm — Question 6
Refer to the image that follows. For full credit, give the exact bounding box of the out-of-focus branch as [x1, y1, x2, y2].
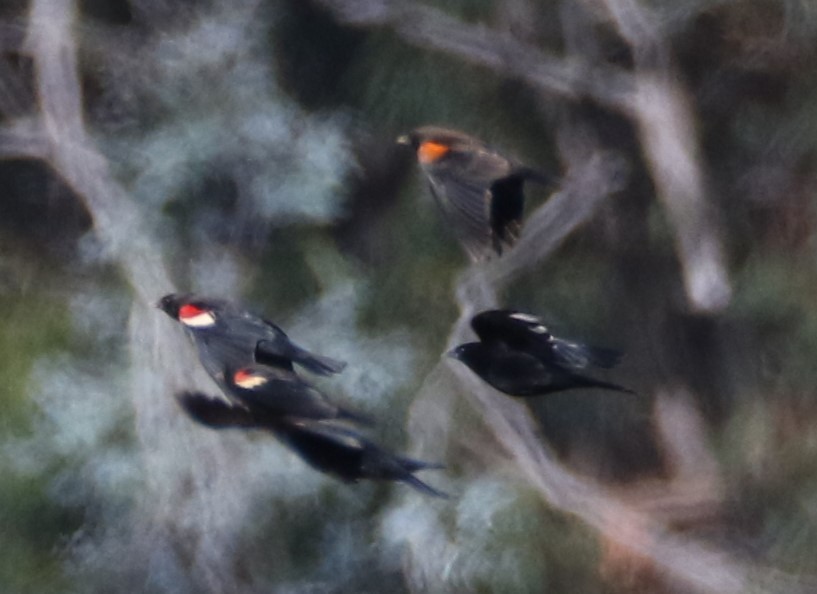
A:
[401, 151, 809, 593]
[317, 0, 732, 313]
[0, 56, 34, 118]
[314, 0, 634, 112]
[599, 0, 732, 312]
[24, 1, 236, 592]
[0, 117, 47, 158]
[0, 21, 25, 51]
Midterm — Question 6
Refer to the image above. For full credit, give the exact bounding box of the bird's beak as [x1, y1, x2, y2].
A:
[154, 299, 162, 309]
[445, 348, 458, 359]
[396, 134, 410, 145]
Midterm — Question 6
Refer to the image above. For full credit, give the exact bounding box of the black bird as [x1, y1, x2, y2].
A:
[224, 365, 369, 424]
[471, 310, 622, 370]
[175, 392, 447, 498]
[157, 293, 346, 386]
[276, 419, 448, 499]
[176, 391, 259, 429]
[449, 310, 633, 397]
[397, 126, 551, 260]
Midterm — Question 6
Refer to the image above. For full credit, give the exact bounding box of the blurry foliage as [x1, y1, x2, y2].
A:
[3, 0, 817, 592]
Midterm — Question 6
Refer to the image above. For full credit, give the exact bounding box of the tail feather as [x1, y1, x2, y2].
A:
[582, 345, 623, 369]
[553, 340, 623, 370]
[583, 377, 637, 396]
[402, 474, 449, 499]
[337, 406, 375, 427]
[296, 349, 348, 376]
[398, 456, 446, 473]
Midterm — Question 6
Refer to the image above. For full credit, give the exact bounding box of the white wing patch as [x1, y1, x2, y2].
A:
[510, 312, 540, 323]
[509, 312, 549, 334]
[180, 311, 217, 328]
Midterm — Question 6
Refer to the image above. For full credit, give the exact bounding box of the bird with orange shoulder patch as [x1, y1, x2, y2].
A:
[398, 126, 552, 261]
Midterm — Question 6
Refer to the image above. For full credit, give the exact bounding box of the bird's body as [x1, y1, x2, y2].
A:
[471, 310, 622, 370]
[398, 126, 550, 260]
[157, 293, 346, 387]
[175, 392, 447, 498]
[449, 309, 632, 397]
[276, 419, 448, 498]
[450, 342, 631, 397]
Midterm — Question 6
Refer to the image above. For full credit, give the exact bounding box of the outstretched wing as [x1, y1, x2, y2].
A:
[423, 148, 516, 260]
[472, 310, 622, 370]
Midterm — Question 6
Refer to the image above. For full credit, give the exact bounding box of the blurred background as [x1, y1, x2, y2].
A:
[3, 0, 817, 592]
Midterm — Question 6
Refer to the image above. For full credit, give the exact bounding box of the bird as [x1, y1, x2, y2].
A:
[275, 418, 449, 498]
[156, 293, 346, 387]
[471, 309, 622, 370]
[223, 364, 370, 425]
[175, 392, 448, 498]
[448, 309, 633, 397]
[397, 126, 551, 260]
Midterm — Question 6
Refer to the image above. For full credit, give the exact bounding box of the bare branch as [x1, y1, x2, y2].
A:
[24, 2, 239, 591]
[0, 117, 47, 159]
[314, 0, 635, 112]
[318, 0, 732, 313]
[598, 0, 732, 312]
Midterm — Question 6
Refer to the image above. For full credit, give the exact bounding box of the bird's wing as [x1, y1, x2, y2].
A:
[424, 149, 514, 260]
[175, 392, 257, 429]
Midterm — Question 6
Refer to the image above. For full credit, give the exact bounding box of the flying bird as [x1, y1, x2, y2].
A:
[175, 392, 447, 498]
[471, 309, 622, 370]
[397, 126, 551, 260]
[449, 309, 633, 397]
[157, 293, 346, 386]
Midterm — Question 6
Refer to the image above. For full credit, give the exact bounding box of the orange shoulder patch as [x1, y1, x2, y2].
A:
[418, 141, 450, 164]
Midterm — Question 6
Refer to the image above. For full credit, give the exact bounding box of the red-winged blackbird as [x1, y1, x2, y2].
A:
[397, 126, 551, 260]
[223, 365, 370, 424]
[157, 293, 346, 386]
[176, 392, 448, 498]
[448, 309, 633, 397]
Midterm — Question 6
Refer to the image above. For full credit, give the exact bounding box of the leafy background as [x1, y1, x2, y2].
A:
[2, 0, 817, 592]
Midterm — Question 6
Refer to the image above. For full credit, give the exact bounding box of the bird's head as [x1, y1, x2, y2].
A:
[156, 293, 217, 328]
[446, 342, 486, 370]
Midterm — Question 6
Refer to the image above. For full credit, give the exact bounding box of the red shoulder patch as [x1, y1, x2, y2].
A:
[179, 304, 207, 319]
[233, 368, 267, 389]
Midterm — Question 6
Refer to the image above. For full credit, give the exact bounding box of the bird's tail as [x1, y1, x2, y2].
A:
[297, 349, 348, 376]
[398, 456, 446, 473]
[337, 406, 375, 426]
[552, 340, 623, 369]
[402, 474, 450, 499]
[582, 377, 637, 396]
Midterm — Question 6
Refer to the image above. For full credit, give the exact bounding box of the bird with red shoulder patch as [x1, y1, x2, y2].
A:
[156, 293, 346, 388]
[398, 126, 552, 261]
